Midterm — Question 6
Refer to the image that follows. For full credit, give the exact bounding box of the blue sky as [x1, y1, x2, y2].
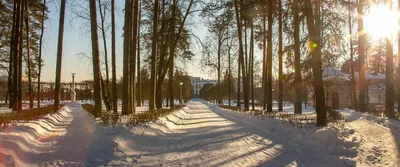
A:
[40, 0, 211, 83]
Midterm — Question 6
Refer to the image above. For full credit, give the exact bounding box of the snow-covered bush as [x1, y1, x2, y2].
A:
[0, 105, 65, 130]
[81, 103, 185, 125]
[218, 104, 344, 127]
[327, 107, 344, 122]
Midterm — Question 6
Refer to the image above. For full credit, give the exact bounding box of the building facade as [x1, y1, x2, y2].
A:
[307, 67, 386, 109]
[189, 76, 217, 98]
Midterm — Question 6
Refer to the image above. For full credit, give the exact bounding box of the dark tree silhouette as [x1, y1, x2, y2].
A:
[54, 0, 66, 113]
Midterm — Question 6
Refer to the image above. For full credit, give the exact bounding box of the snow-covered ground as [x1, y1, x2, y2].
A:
[0, 100, 398, 166]
[339, 109, 400, 165]
[0, 108, 12, 114]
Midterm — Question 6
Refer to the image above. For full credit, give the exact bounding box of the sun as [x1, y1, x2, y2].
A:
[364, 4, 398, 39]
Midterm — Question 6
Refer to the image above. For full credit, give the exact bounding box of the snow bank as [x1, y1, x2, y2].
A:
[82, 106, 191, 165]
[0, 106, 71, 166]
[339, 108, 400, 165]
[126, 106, 189, 135]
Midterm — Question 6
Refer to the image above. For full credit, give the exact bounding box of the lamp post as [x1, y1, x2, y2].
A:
[272, 89, 275, 108]
[179, 82, 183, 105]
[91, 90, 94, 103]
[71, 73, 76, 102]
[63, 89, 67, 102]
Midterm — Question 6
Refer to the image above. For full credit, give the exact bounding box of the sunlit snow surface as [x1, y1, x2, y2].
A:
[0, 100, 398, 166]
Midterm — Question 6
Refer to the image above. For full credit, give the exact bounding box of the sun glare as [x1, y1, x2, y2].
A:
[364, 4, 398, 39]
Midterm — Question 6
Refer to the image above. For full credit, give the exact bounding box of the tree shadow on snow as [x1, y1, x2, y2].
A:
[101, 124, 260, 166]
[83, 100, 359, 166]
[388, 119, 400, 165]
[204, 100, 358, 167]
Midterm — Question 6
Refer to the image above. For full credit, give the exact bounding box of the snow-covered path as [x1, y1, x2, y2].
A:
[40, 102, 96, 165]
[91, 100, 357, 166]
[111, 101, 297, 166]
[0, 103, 97, 166]
[0, 100, 398, 166]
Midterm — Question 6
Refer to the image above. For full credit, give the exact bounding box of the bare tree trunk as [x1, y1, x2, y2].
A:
[169, 64, 174, 108]
[130, 0, 139, 113]
[12, 0, 21, 111]
[149, 0, 159, 110]
[168, 0, 178, 109]
[239, 3, 248, 111]
[217, 38, 221, 105]
[169, 0, 177, 109]
[278, 0, 283, 111]
[98, 0, 111, 111]
[365, 46, 370, 104]
[54, 0, 66, 113]
[304, 0, 326, 126]
[111, 0, 118, 113]
[237, 56, 241, 108]
[398, 0, 400, 114]
[24, 1, 33, 108]
[262, 7, 266, 110]
[38, 0, 46, 108]
[8, 0, 16, 109]
[122, 0, 132, 114]
[266, 0, 273, 112]
[244, 22, 248, 84]
[241, 3, 250, 111]
[357, 0, 366, 112]
[155, 0, 167, 109]
[17, 0, 24, 111]
[385, 0, 395, 118]
[137, 0, 142, 106]
[349, 1, 358, 110]
[234, 0, 247, 111]
[126, 5, 132, 113]
[89, 0, 103, 115]
[293, 0, 302, 114]
[348, 1, 357, 110]
[386, 39, 395, 117]
[129, 1, 134, 114]
[228, 38, 231, 106]
[250, 19, 254, 111]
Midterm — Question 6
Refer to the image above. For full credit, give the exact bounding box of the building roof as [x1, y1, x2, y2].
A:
[322, 67, 349, 82]
[353, 71, 386, 84]
[322, 67, 343, 77]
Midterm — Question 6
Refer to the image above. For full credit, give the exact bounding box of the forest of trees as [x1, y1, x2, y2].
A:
[2, 0, 400, 126]
[1, 0, 47, 110]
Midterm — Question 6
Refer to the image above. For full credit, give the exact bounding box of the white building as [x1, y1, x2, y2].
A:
[308, 67, 386, 109]
[189, 76, 217, 98]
